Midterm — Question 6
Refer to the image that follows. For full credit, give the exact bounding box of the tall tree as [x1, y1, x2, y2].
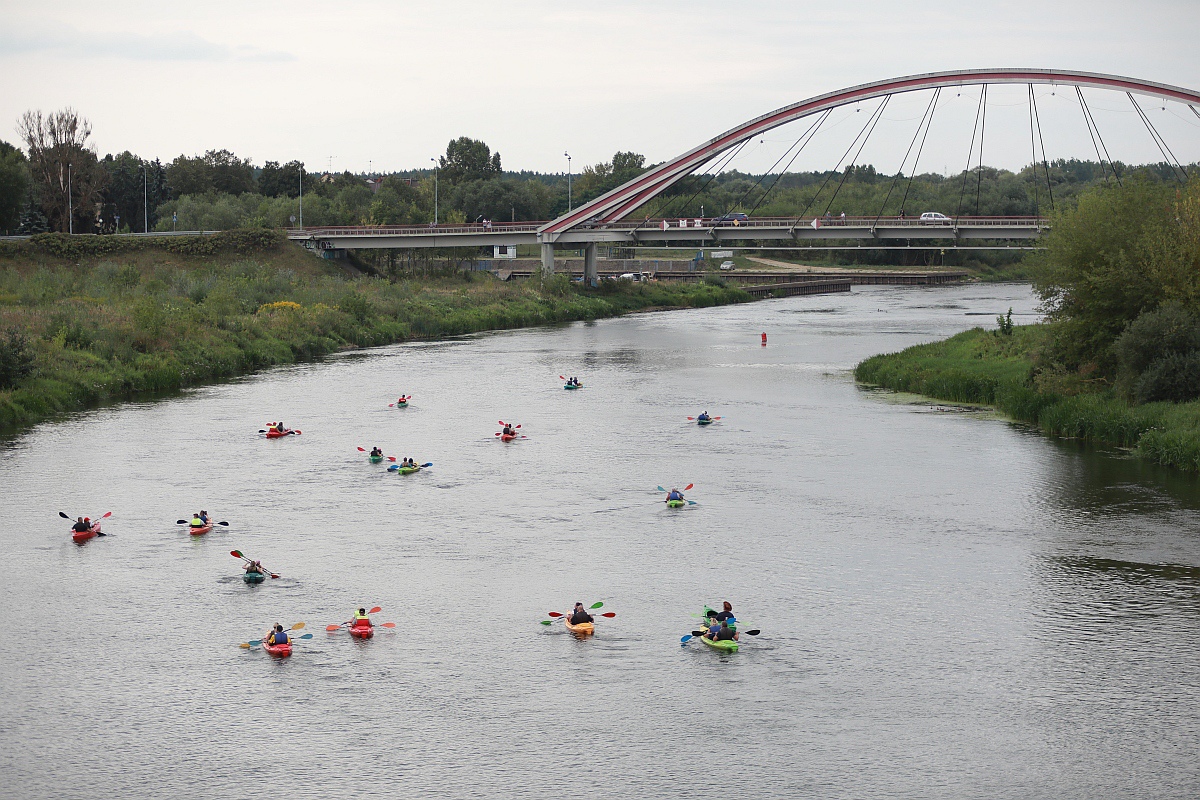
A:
[259, 160, 304, 198]
[574, 151, 646, 204]
[100, 152, 167, 232]
[16, 108, 107, 233]
[0, 140, 29, 234]
[439, 137, 501, 186]
[167, 149, 255, 197]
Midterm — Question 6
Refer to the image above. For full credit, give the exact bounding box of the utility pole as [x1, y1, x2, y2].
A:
[141, 163, 149, 232]
[299, 165, 304, 228]
[430, 157, 438, 225]
[67, 163, 73, 234]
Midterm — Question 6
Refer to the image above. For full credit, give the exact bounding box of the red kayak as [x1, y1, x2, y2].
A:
[500, 433, 516, 442]
[71, 522, 101, 544]
[189, 522, 214, 536]
[264, 641, 293, 658]
[264, 429, 295, 439]
[349, 621, 375, 639]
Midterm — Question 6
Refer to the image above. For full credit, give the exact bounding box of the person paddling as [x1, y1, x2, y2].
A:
[245, 560, 265, 576]
[190, 513, 204, 529]
[72, 516, 89, 533]
[350, 607, 372, 630]
[199, 510, 210, 524]
[370, 447, 383, 458]
[266, 624, 289, 646]
[715, 619, 738, 642]
[666, 487, 685, 503]
[502, 424, 514, 437]
[697, 411, 711, 422]
[569, 603, 594, 625]
[709, 601, 735, 623]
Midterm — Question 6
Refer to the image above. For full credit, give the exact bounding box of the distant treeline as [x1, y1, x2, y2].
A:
[1, 106, 1194, 237]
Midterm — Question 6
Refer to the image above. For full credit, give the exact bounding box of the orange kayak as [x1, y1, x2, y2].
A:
[189, 522, 214, 536]
[563, 614, 595, 635]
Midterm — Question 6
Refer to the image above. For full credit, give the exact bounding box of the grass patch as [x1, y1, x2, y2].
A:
[855, 324, 1200, 471]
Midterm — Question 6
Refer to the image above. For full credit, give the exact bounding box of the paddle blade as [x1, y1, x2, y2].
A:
[176, 519, 187, 525]
[589, 601, 604, 609]
[692, 630, 708, 636]
[258, 430, 266, 433]
[713, 417, 722, 420]
[369, 606, 381, 614]
[421, 462, 433, 467]
[680, 635, 693, 644]
[59, 511, 71, 519]
[599, 612, 616, 618]
[357, 447, 366, 451]
[326, 625, 342, 631]
[686, 417, 695, 420]
[540, 620, 554, 625]
[297, 633, 313, 640]
[684, 484, 693, 490]
[239, 642, 253, 649]
[291, 622, 306, 631]
[293, 430, 302, 435]
[687, 500, 699, 506]
[387, 457, 397, 462]
[218, 521, 229, 526]
[559, 375, 565, 380]
[656, 486, 666, 492]
[548, 612, 563, 617]
[269, 573, 280, 579]
[744, 629, 761, 636]
[230, 550, 243, 558]
[380, 622, 396, 628]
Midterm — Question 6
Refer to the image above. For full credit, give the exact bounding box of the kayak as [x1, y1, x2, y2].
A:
[666, 499, 685, 508]
[349, 622, 375, 639]
[265, 429, 294, 438]
[70, 522, 101, 543]
[243, 571, 266, 584]
[563, 383, 582, 390]
[698, 606, 739, 652]
[697, 418, 713, 426]
[563, 615, 595, 635]
[264, 641, 292, 658]
[368, 455, 383, 463]
[397, 465, 421, 475]
[395, 400, 408, 407]
[500, 433, 516, 442]
[189, 522, 214, 536]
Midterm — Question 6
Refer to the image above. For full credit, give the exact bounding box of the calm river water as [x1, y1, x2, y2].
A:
[2, 283, 1199, 799]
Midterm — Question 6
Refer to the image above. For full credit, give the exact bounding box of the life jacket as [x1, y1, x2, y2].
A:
[190, 517, 204, 527]
[716, 626, 735, 641]
[354, 611, 370, 624]
[668, 491, 682, 500]
[270, 631, 288, 645]
[72, 521, 89, 532]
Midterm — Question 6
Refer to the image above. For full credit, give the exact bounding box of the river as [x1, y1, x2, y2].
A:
[2, 283, 1198, 799]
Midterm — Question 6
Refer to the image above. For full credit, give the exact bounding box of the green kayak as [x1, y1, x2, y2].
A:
[243, 571, 266, 584]
[666, 499, 685, 508]
[397, 465, 421, 475]
[699, 606, 738, 652]
[368, 455, 383, 464]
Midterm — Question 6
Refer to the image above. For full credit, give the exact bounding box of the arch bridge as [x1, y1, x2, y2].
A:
[289, 69, 1200, 281]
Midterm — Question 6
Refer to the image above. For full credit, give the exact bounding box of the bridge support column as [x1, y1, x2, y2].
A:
[583, 242, 598, 287]
[540, 242, 555, 276]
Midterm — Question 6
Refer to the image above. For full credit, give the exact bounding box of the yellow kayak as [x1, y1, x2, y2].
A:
[563, 614, 595, 635]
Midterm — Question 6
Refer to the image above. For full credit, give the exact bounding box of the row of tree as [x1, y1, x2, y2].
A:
[2, 106, 1195, 237]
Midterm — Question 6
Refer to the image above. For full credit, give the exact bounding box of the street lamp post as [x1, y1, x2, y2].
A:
[67, 162, 73, 234]
[430, 157, 438, 225]
[140, 163, 148, 232]
[564, 152, 572, 212]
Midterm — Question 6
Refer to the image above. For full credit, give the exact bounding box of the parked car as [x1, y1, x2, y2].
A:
[918, 212, 952, 226]
[714, 212, 749, 224]
[719, 261, 736, 271]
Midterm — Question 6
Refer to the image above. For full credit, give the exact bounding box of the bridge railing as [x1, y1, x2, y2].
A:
[287, 223, 541, 237]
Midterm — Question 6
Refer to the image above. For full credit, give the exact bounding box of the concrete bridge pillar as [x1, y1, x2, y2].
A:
[583, 242, 598, 287]
[540, 242, 556, 276]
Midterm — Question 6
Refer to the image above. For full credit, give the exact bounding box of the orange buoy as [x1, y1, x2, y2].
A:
[761, 332, 767, 346]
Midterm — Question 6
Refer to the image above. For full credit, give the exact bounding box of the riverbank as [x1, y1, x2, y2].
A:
[0, 232, 752, 434]
[855, 325, 1200, 472]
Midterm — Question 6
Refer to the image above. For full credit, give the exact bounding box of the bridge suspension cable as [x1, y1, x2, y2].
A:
[824, 95, 892, 216]
[736, 110, 829, 217]
[1076, 87, 1121, 186]
[955, 85, 987, 223]
[874, 87, 941, 226]
[1030, 85, 1054, 213]
[1127, 92, 1190, 183]
[790, 97, 890, 227]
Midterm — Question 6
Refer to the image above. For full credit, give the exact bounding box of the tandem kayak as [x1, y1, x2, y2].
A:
[699, 606, 739, 652]
[563, 383, 582, 390]
[696, 418, 713, 426]
[70, 523, 101, 544]
[500, 433, 516, 442]
[189, 522, 214, 536]
[397, 465, 421, 475]
[264, 429, 295, 438]
[563, 615, 595, 636]
[349, 622, 375, 640]
[368, 455, 383, 464]
[243, 571, 266, 584]
[666, 499, 685, 508]
[264, 641, 292, 658]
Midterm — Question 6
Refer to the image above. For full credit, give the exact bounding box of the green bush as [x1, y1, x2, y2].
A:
[0, 327, 35, 388]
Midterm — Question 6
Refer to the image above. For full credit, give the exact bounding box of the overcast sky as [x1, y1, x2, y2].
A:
[3, 0, 1198, 176]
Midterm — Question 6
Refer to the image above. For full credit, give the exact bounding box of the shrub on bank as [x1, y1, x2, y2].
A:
[855, 324, 1200, 472]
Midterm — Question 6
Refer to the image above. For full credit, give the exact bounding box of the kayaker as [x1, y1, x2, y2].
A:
[266, 624, 289, 646]
[698, 411, 711, 422]
[72, 516, 89, 533]
[666, 488, 684, 503]
[275, 421, 286, 433]
[354, 607, 370, 624]
[715, 620, 738, 642]
[190, 513, 204, 529]
[502, 424, 514, 437]
[704, 619, 721, 639]
[569, 603, 594, 625]
[714, 601, 735, 623]
[370, 447, 383, 458]
[199, 510, 210, 524]
[245, 560, 265, 576]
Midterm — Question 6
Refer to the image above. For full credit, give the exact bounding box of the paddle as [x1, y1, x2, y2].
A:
[656, 484, 693, 492]
[326, 621, 396, 631]
[175, 519, 229, 526]
[388, 395, 411, 407]
[357, 447, 397, 461]
[690, 628, 761, 637]
[259, 428, 302, 435]
[229, 550, 280, 579]
[240, 622, 308, 648]
[62, 510, 112, 535]
[686, 416, 722, 421]
[388, 461, 432, 471]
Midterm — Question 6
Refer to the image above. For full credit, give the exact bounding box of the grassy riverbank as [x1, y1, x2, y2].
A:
[0, 231, 751, 434]
[855, 325, 1200, 472]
